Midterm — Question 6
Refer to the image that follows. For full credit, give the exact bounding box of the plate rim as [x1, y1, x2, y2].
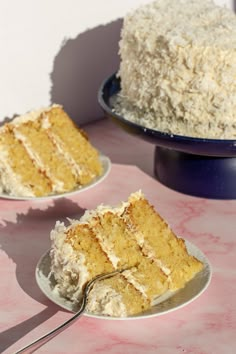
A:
[0, 154, 111, 201]
[35, 239, 212, 321]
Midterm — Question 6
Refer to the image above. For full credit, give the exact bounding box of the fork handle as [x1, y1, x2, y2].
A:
[14, 298, 87, 354]
[15, 270, 121, 353]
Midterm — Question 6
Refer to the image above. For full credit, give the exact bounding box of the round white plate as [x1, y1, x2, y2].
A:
[0, 154, 111, 201]
[35, 240, 212, 320]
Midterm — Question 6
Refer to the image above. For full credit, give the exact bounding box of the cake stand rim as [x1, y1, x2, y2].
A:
[98, 72, 236, 158]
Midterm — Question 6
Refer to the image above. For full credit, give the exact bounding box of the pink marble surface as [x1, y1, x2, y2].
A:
[0, 118, 236, 354]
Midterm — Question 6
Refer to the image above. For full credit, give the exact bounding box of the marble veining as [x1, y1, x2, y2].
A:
[0, 118, 236, 353]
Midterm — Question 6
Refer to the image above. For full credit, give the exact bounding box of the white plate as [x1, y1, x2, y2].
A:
[0, 154, 111, 201]
[35, 240, 212, 320]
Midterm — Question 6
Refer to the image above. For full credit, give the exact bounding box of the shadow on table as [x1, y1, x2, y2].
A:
[0, 307, 58, 353]
[0, 197, 85, 353]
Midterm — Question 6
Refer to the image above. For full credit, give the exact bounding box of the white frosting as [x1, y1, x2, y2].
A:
[10, 104, 61, 126]
[86, 282, 127, 317]
[50, 221, 90, 301]
[117, 0, 236, 139]
[41, 114, 51, 129]
[122, 268, 147, 297]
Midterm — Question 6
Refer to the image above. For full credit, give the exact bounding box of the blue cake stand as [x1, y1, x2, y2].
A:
[98, 73, 236, 199]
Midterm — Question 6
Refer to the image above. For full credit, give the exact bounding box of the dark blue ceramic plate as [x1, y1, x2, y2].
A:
[98, 73, 236, 199]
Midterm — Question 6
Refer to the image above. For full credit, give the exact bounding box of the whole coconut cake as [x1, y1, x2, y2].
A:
[115, 0, 236, 139]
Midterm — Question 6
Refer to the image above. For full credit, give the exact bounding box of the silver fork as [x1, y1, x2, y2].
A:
[14, 269, 122, 354]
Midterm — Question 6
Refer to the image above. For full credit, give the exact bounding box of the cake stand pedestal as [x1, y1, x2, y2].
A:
[98, 73, 236, 199]
[154, 147, 236, 199]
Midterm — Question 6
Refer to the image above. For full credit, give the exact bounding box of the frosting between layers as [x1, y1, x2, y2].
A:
[122, 268, 147, 297]
[12, 127, 65, 193]
[45, 130, 84, 179]
[51, 221, 128, 316]
[0, 105, 98, 196]
[41, 114, 86, 180]
[50, 191, 172, 316]
[0, 106, 64, 196]
[11, 110, 84, 194]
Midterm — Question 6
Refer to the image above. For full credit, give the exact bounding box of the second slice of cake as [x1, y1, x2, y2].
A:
[0, 105, 103, 197]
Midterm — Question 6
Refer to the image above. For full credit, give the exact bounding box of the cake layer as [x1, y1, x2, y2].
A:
[117, 0, 236, 139]
[50, 191, 203, 317]
[50, 220, 151, 313]
[123, 193, 203, 290]
[0, 126, 52, 197]
[13, 115, 78, 193]
[86, 211, 169, 299]
[47, 106, 102, 185]
[0, 105, 103, 197]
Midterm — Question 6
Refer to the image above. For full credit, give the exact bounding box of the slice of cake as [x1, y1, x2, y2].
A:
[116, 0, 236, 139]
[50, 191, 203, 317]
[0, 105, 103, 197]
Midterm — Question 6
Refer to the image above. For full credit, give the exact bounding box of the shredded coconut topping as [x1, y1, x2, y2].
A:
[116, 0, 236, 139]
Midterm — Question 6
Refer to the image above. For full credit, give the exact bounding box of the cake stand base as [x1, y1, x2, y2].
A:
[154, 146, 236, 199]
